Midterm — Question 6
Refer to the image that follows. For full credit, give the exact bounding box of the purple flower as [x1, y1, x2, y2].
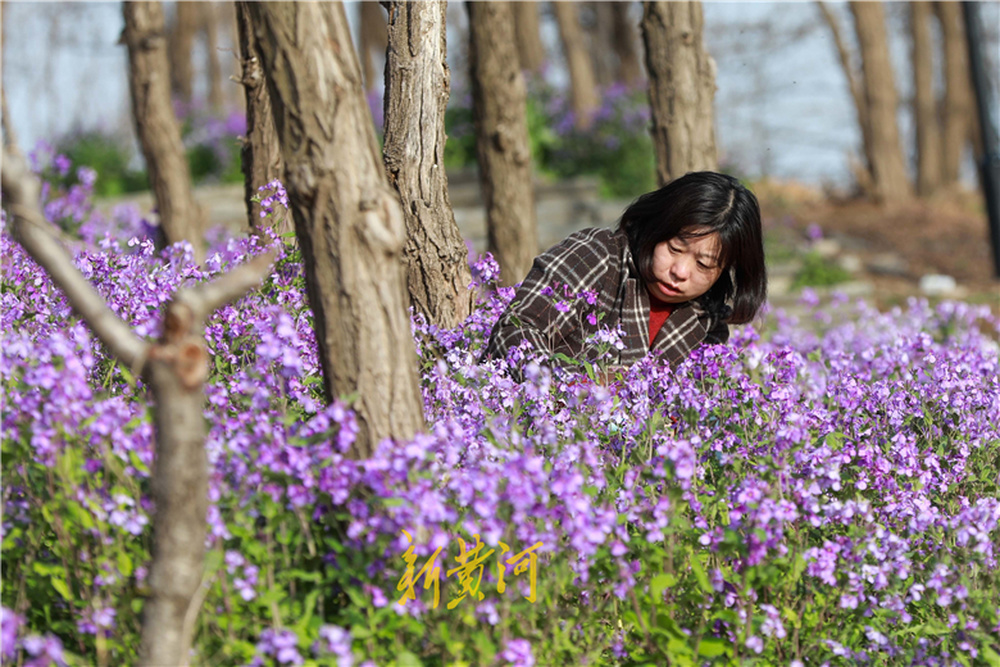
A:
[1, 607, 21, 659]
[314, 625, 352, 666]
[500, 638, 534, 667]
[22, 634, 66, 667]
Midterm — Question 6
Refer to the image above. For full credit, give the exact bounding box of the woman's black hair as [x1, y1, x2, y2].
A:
[617, 171, 767, 324]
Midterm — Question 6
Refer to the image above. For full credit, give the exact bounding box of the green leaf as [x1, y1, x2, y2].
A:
[982, 645, 1000, 667]
[395, 650, 423, 667]
[650, 573, 677, 600]
[51, 578, 72, 601]
[203, 548, 224, 575]
[33, 562, 63, 577]
[117, 551, 134, 578]
[698, 638, 727, 657]
[66, 501, 95, 531]
[128, 450, 149, 475]
[690, 556, 712, 594]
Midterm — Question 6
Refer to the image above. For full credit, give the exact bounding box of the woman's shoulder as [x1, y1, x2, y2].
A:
[544, 227, 625, 259]
[529, 227, 626, 287]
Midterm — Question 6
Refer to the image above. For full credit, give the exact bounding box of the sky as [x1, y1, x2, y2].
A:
[3, 1, 997, 189]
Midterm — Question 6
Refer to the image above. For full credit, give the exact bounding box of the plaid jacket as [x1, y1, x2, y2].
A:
[485, 227, 729, 371]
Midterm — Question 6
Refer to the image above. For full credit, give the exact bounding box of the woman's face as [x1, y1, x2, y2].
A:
[647, 231, 724, 304]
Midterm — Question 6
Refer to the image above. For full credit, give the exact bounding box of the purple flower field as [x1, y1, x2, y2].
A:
[2, 148, 999, 666]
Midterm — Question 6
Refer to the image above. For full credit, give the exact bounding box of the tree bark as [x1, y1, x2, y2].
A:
[935, 1, 973, 187]
[467, 1, 538, 287]
[612, 2, 643, 86]
[553, 1, 600, 129]
[817, 1, 872, 183]
[512, 1, 546, 75]
[360, 0, 388, 91]
[1, 141, 274, 667]
[167, 0, 198, 106]
[587, 2, 617, 87]
[247, 2, 425, 457]
[383, 0, 473, 329]
[203, 2, 223, 114]
[850, 1, 912, 202]
[910, 1, 942, 196]
[641, 1, 718, 185]
[123, 1, 204, 260]
[235, 1, 285, 236]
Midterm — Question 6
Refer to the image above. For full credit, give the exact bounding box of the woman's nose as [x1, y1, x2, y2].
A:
[670, 260, 689, 281]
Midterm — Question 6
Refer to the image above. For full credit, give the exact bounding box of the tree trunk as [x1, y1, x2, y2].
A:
[641, 1, 718, 185]
[167, 1, 198, 107]
[935, 1, 973, 187]
[612, 2, 643, 86]
[553, 1, 600, 129]
[587, 2, 617, 87]
[203, 2, 223, 114]
[235, 1, 285, 236]
[818, 1, 873, 193]
[512, 1, 546, 75]
[467, 1, 538, 287]
[360, 0, 388, 91]
[123, 1, 204, 260]
[247, 2, 424, 457]
[850, 2, 912, 202]
[2, 140, 274, 667]
[383, 0, 473, 329]
[910, 1, 942, 196]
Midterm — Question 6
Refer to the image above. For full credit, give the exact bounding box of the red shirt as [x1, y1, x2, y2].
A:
[648, 300, 675, 347]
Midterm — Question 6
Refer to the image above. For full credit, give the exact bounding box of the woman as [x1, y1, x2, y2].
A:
[485, 171, 767, 375]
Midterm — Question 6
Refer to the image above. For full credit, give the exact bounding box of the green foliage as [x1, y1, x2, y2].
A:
[791, 251, 852, 289]
[55, 131, 148, 197]
[443, 100, 477, 172]
[444, 78, 657, 200]
[186, 139, 243, 185]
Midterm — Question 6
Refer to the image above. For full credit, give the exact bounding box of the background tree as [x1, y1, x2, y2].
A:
[553, 1, 600, 129]
[467, 0, 538, 287]
[934, 1, 974, 189]
[585, 2, 617, 87]
[612, 2, 643, 86]
[247, 2, 424, 457]
[123, 0, 204, 259]
[359, 1, 388, 92]
[512, 1, 546, 75]
[819, 1, 912, 202]
[850, 1, 911, 202]
[235, 1, 285, 235]
[641, 0, 718, 185]
[167, 1, 198, 106]
[910, 1, 941, 196]
[203, 2, 223, 114]
[383, 0, 473, 329]
[2, 133, 274, 667]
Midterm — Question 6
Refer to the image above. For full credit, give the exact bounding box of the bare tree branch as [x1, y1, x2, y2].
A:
[1, 144, 148, 368]
[178, 248, 277, 324]
[2, 117, 274, 667]
[816, 1, 869, 138]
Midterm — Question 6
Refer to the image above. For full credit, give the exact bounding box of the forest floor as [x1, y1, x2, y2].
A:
[752, 180, 1000, 314]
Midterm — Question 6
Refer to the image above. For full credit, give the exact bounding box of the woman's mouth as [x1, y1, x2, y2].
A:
[659, 282, 682, 296]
